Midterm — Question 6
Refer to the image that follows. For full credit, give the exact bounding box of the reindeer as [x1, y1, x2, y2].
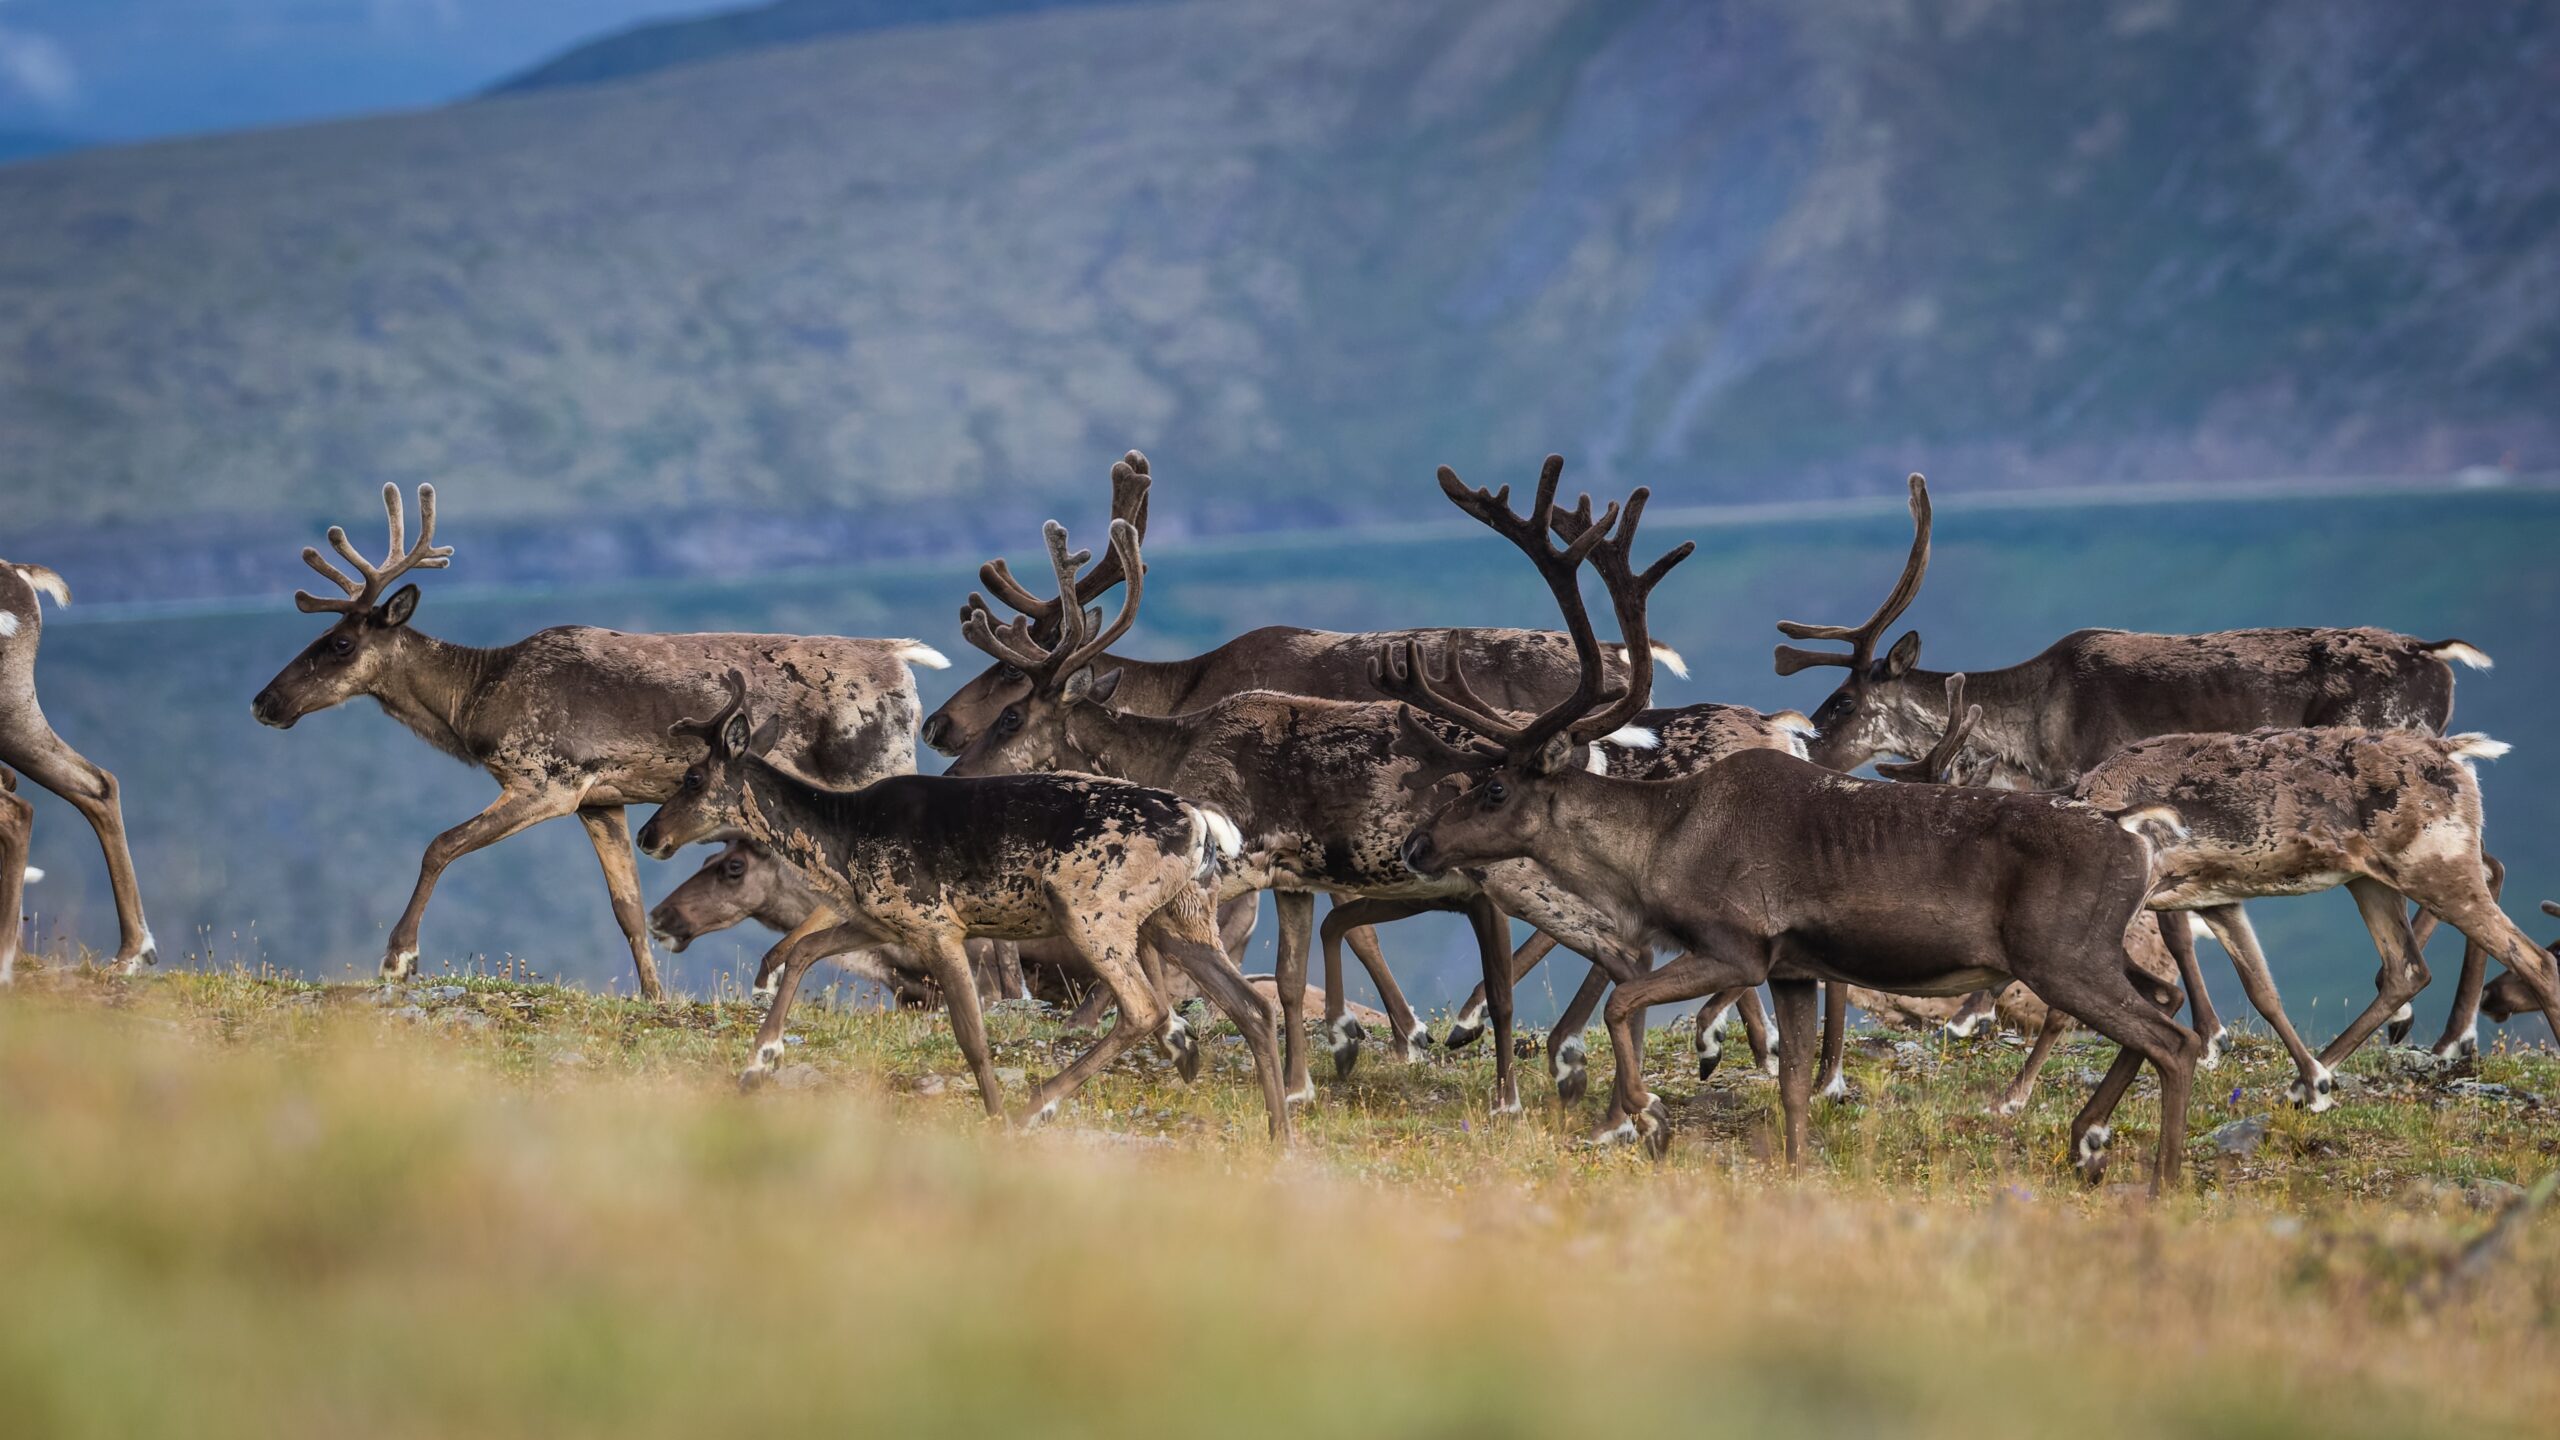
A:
[633, 672, 1291, 1138]
[250, 485, 947, 1001]
[0, 560, 155, 980]
[1387, 472, 2203, 1192]
[946, 517, 1550, 1110]
[927, 451, 1687, 1062]
[0, 767, 29, 984]
[1775, 475, 2496, 1059]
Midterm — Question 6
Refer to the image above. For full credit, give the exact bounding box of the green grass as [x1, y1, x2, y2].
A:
[3, 957, 2558, 1438]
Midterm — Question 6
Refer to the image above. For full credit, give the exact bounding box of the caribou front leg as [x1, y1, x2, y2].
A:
[383, 786, 577, 983]
[738, 923, 866, 1087]
[1594, 942, 1766, 1157]
[1465, 899, 1524, 1116]
[0, 776, 27, 985]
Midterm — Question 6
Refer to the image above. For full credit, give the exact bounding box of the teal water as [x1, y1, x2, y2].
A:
[20, 488, 2560, 1040]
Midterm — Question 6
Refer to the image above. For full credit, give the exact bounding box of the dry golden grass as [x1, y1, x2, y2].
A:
[2, 959, 2557, 1439]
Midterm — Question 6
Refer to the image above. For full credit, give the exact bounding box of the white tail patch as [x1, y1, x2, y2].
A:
[2113, 803, 2188, 844]
[1605, 725, 1659, 750]
[2427, 641, 2492, 671]
[893, 641, 952, 671]
[0, 613, 15, 639]
[1192, 806, 1243, 861]
[2446, 733, 2511, 763]
[11, 565, 69, 609]
[1610, 643, 1689, 680]
[20, 867, 40, 885]
[1585, 747, 1609, 776]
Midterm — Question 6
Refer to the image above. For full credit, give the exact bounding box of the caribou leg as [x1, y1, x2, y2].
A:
[2157, 911, 2225, 1066]
[738, 922, 866, 1087]
[1994, 1007, 2071, 1115]
[1594, 943, 1767, 1156]
[1813, 981, 1849, 1101]
[1316, 897, 1435, 1071]
[382, 785, 577, 984]
[2035, 956, 2201, 1196]
[1546, 958, 1620, 1105]
[1144, 896, 1291, 1143]
[0, 776, 27, 985]
[1, 726, 154, 972]
[1446, 931, 1560, 1049]
[1342, 921, 1427, 1059]
[1015, 909, 1162, 1129]
[2425, 855, 2503, 1061]
[2402, 868, 2560, 1058]
[1466, 899, 1526, 1115]
[577, 806, 666, 1001]
[2195, 905, 2332, 1110]
[2311, 878, 2433, 1078]
[1771, 979, 1823, 1166]
[1272, 890, 1318, 1104]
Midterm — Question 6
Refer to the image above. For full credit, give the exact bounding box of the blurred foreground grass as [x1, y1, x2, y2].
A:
[3, 958, 2558, 1439]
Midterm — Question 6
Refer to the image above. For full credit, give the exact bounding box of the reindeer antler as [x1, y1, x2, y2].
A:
[1773, 474, 1930, 676]
[1875, 674, 1981, 783]
[295, 483, 455, 615]
[1379, 455, 1688, 776]
[669, 669, 752, 748]
[973, 452, 1151, 644]
[959, 518, 1144, 693]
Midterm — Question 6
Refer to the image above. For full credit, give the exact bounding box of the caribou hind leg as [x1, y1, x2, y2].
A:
[577, 806, 666, 1001]
[1, 726, 154, 973]
[2310, 878, 2433, 1078]
[0, 776, 27, 985]
[1271, 891, 1317, 1105]
[2157, 911, 2225, 1067]
[1771, 979, 1823, 1166]
[1814, 982, 1849, 1101]
[738, 922, 866, 1088]
[1016, 909, 1163, 1129]
[1144, 897, 1291, 1143]
[1342, 921, 1428, 1061]
[2034, 959, 2201, 1195]
[2424, 856, 2502, 1061]
[2195, 905, 2334, 1110]
[1446, 930, 1559, 1050]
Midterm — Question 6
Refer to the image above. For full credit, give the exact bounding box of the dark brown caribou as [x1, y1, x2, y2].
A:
[250, 484, 947, 1000]
[925, 451, 1685, 1062]
[0, 560, 156, 980]
[1389, 472, 2201, 1192]
[634, 671, 1290, 1138]
[1777, 474, 2494, 1059]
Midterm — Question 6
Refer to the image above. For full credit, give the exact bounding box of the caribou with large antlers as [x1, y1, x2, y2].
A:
[1777, 475, 2497, 1058]
[634, 671, 1291, 1138]
[0, 559, 155, 981]
[251, 484, 948, 1000]
[1391, 470, 2203, 1191]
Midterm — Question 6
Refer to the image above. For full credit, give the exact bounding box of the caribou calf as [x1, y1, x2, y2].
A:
[635, 673, 1290, 1138]
[0, 560, 155, 978]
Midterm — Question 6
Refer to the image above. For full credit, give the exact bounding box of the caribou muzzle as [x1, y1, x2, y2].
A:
[919, 711, 959, 755]
[250, 688, 300, 729]
[1398, 831, 1442, 877]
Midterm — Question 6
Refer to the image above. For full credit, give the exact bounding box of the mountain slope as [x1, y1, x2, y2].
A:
[488, 0, 1148, 95]
[1, 0, 2552, 546]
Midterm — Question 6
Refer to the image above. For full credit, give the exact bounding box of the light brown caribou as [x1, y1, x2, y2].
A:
[926, 451, 1687, 1064]
[634, 671, 1290, 1138]
[1776, 475, 2496, 1059]
[0, 559, 156, 980]
[250, 484, 946, 1000]
[1388, 471, 2202, 1191]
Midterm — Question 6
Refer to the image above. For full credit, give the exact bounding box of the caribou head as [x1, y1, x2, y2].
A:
[636, 670, 756, 860]
[921, 453, 1150, 755]
[1771, 474, 1934, 772]
[1383, 457, 1688, 876]
[943, 518, 1146, 777]
[252, 483, 454, 729]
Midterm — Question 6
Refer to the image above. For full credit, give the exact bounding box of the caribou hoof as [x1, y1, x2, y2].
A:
[2433, 1029, 2479, 1065]
[1443, 1015, 1486, 1051]
[1167, 1017, 1202, 1084]
[738, 1065, 774, 1094]
[2385, 1007, 2415, 1047]
[1636, 1096, 1672, 1161]
[1393, 1023, 1432, 1062]
[1328, 1016, 1366, 1079]
[1018, 1097, 1061, 1130]
[2198, 1028, 2228, 1070]
[2286, 1068, 2336, 1114]
[1992, 1096, 2028, 1119]
[1284, 1079, 1317, 1108]
[1818, 1071, 1847, 1102]
[2074, 1124, 2112, 1185]
[1761, 1047, 1782, 1079]
[381, 949, 420, 982]
[1552, 1036, 1588, 1105]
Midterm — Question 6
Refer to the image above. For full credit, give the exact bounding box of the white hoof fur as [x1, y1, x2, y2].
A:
[2287, 1063, 2336, 1114]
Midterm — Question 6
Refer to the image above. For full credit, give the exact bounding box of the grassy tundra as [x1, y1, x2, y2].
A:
[3, 953, 2558, 1439]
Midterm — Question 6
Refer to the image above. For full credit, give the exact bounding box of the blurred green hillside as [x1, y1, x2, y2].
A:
[2, 0, 2552, 551]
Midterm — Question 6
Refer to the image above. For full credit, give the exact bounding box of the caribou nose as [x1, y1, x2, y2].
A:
[251, 691, 294, 729]
[919, 713, 955, 754]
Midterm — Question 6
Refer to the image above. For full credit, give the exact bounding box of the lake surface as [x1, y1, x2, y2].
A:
[21, 487, 2560, 1042]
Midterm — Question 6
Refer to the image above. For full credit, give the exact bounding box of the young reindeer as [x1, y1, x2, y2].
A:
[251, 484, 947, 1000]
[1775, 475, 2496, 1059]
[634, 671, 1291, 1139]
[929, 451, 1688, 1062]
[0, 559, 156, 978]
[1389, 477, 2203, 1191]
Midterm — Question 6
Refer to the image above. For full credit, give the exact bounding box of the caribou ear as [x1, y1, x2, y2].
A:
[718, 711, 753, 759]
[378, 584, 421, 629]
[1528, 732, 1578, 777]
[1087, 668, 1122, 704]
[1882, 630, 1922, 678]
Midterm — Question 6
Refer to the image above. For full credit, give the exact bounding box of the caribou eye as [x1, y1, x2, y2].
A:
[682, 768, 703, 792]
[330, 635, 354, 656]
[1484, 778, 1508, 804]
[998, 665, 1026, 683]
[996, 706, 1024, 735]
[723, 859, 746, 880]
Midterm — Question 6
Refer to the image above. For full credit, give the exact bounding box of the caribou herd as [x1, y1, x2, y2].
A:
[3, 453, 2553, 1191]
